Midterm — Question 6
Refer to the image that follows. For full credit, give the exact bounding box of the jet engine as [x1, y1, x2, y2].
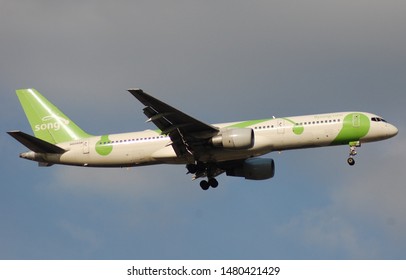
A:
[210, 128, 254, 149]
[226, 158, 275, 180]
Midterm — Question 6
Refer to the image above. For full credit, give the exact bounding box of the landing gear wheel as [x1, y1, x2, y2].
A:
[200, 180, 210, 190]
[347, 157, 355, 166]
[186, 162, 206, 174]
[186, 163, 198, 174]
[208, 178, 218, 188]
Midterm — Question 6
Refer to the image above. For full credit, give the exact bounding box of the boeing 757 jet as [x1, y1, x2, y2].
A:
[8, 88, 398, 190]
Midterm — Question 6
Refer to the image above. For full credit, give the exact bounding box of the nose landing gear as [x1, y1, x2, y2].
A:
[347, 141, 360, 166]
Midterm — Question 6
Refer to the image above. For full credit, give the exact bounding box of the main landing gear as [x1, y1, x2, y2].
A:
[186, 162, 219, 190]
[347, 141, 360, 166]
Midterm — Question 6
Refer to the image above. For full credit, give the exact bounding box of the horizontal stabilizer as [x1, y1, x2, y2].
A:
[7, 130, 66, 154]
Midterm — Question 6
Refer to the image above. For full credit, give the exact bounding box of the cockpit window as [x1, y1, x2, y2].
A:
[371, 117, 387, 123]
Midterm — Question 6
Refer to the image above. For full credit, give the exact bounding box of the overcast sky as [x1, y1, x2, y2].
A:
[1, 0, 405, 259]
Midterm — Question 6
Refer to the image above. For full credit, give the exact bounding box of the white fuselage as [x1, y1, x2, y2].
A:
[25, 112, 398, 168]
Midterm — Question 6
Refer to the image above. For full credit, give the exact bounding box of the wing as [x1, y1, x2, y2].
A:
[128, 89, 219, 159]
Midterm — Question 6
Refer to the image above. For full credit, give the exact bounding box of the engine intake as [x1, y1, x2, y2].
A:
[211, 128, 254, 149]
[226, 158, 275, 180]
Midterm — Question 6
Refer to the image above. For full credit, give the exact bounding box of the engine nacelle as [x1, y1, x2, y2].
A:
[226, 158, 275, 180]
[211, 128, 254, 149]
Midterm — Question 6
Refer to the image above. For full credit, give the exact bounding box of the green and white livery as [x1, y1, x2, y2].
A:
[8, 88, 398, 190]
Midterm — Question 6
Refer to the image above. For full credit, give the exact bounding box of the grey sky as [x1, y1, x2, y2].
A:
[1, 1, 405, 259]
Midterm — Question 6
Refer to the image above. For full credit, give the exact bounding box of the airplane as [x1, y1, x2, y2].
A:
[8, 88, 398, 190]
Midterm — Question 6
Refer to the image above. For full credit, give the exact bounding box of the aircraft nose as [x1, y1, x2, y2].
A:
[387, 124, 399, 138]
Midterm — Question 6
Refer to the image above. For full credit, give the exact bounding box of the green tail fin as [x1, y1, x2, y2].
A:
[16, 88, 92, 144]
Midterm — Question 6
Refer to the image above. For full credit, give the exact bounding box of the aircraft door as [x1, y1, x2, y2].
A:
[83, 141, 90, 154]
[352, 113, 361, 127]
[277, 119, 285, 134]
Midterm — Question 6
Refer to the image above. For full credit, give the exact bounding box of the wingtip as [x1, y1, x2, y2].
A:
[127, 88, 143, 93]
[7, 130, 21, 135]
